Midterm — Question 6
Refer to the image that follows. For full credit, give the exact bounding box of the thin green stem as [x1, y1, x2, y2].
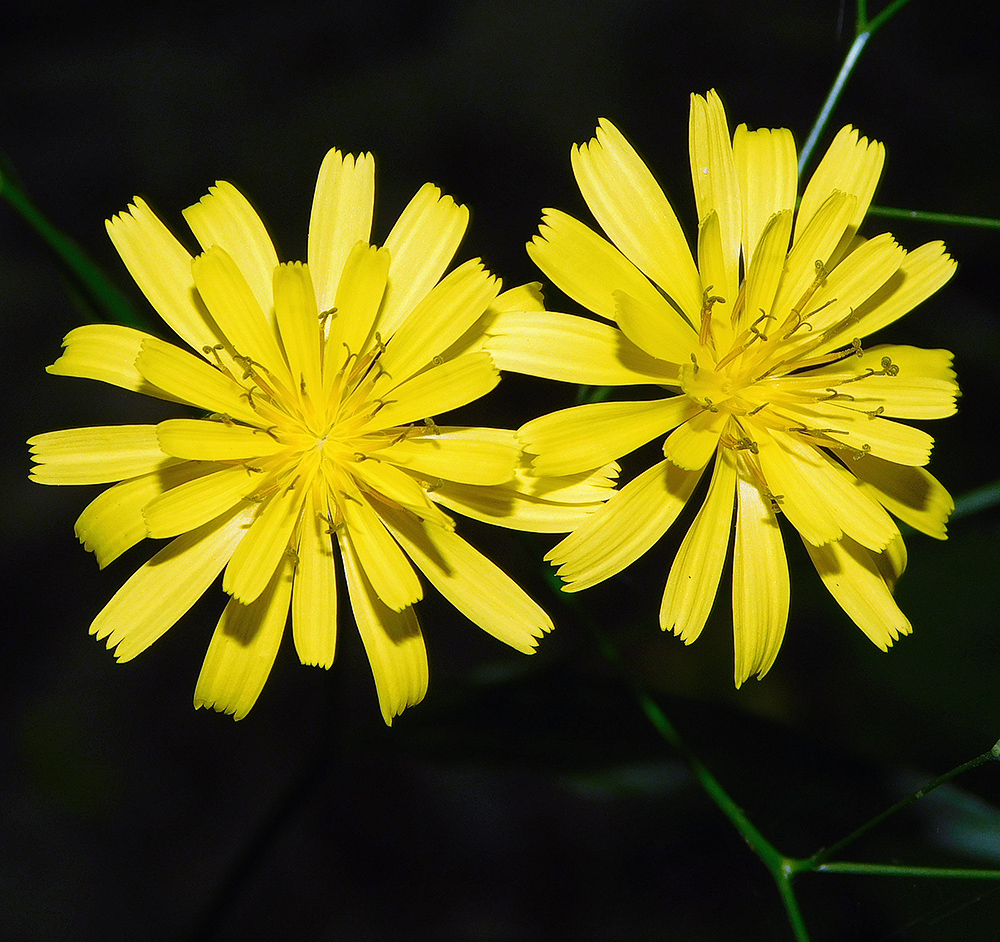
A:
[867, 205, 1000, 230]
[816, 862, 1000, 879]
[954, 480, 1000, 520]
[804, 741, 1000, 868]
[0, 158, 145, 328]
[584, 621, 810, 940]
[798, 32, 870, 175]
[799, 0, 916, 175]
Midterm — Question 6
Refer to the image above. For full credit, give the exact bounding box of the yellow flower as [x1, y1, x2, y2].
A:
[485, 90, 959, 684]
[29, 150, 615, 722]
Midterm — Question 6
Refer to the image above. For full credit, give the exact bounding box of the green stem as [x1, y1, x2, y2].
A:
[954, 480, 1000, 520]
[585, 622, 811, 940]
[804, 741, 1000, 868]
[867, 205, 1000, 230]
[0, 160, 145, 328]
[816, 862, 1000, 879]
[798, 0, 916, 175]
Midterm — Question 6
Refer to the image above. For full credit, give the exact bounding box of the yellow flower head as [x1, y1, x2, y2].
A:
[29, 150, 615, 723]
[489, 90, 958, 684]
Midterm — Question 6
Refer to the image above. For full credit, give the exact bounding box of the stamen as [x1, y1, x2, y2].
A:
[209, 413, 235, 425]
[690, 352, 699, 375]
[699, 286, 725, 348]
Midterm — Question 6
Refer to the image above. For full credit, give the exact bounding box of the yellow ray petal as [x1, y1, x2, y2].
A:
[338, 484, 422, 612]
[91, 504, 258, 662]
[292, 485, 338, 668]
[429, 462, 616, 533]
[308, 149, 376, 315]
[695, 211, 735, 349]
[661, 449, 737, 642]
[106, 197, 222, 356]
[143, 463, 256, 538]
[324, 242, 391, 391]
[662, 409, 726, 471]
[47, 324, 185, 403]
[191, 246, 290, 385]
[360, 352, 499, 432]
[350, 457, 452, 528]
[29, 426, 174, 485]
[689, 90, 741, 302]
[796, 125, 884, 266]
[379, 183, 469, 338]
[223, 477, 305, 604]
[798, 344, 959, 420]
[136, 336, 261, 424]
[804, 535, 911, 649]
[753, 426, 842, 546]
[156, 418, 289, 461]
[732, 468, 789, 685]
[272, 261, 323, 399]
[848, 454, 953, 539]
[75, 463, 208, 568]
[520, 396, 700, 477]
[339, 531, 427, 724]
[765, 428, 898, 551]
[485, 310, 679, 385]
[829, 241, 957, 347]
[613, 287, 699, 366]
[768, 190, 857, 329]
[194, 555, 294, 720]
[733, 125, 797, 269]
[527, 209, 687, 334]
[182, 180, 280, 319]
[548, 458, 703, 590]
[782, 233, 905, 347]
[771, 400, 935, 466]
[384, 508, 552, 653]
[376, 426, 518, 486]
[572, 118, 702, 316]
[379, 259, 500, 384]
[741, 210, 793, 336]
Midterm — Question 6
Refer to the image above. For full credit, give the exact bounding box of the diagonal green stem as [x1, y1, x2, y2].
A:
[803, 740, 1000, 870]
[799, 0, 917, 175]
[584, 620, 811, 940]
[1, 157, 145, 328]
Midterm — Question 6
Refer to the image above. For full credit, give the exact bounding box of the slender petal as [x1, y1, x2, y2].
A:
[29, 426, 174, 485]
[339, 531, 427, 725]
[195, 555, 294, 720]
[804, 535, 910, 649]
[547, 459, 704, 591]
[572, 118, 702, 315]
[379, 183, 469, 338]
[91, 505, 257, 661]
[183, 181, 279, 318]
[661, 449, 737, 642]
[733, 125, 797, 269]
[732, 469, 788, 685]
[384, 508, 552, 653]
[47, 325, 184, 403]
[292, 485, 338, 668]
[520, 397, 700, 476]
[308, 149, 376, 315]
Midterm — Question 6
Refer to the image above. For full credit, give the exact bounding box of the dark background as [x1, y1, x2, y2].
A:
[4, 1, 1000, 939]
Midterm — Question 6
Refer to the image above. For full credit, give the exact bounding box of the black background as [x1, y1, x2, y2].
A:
[4, 1, 1000, 939]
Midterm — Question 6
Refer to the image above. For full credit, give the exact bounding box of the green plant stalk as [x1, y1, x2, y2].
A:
[1, 165, 144, 328]
[799, 741, 1000, 871]
[585, 621, 812, 940]
[816, 863, 1000, 879]
[798, 0, 916, 175]
[867, 205, 1000, 229]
